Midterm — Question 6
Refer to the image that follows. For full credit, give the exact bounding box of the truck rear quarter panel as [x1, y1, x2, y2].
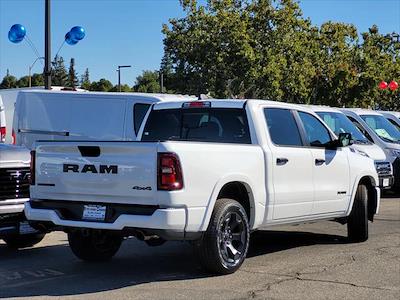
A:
[157, 141, 266, 231]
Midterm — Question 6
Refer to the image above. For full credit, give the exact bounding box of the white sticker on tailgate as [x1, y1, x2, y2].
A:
[82, 205, 106, 221]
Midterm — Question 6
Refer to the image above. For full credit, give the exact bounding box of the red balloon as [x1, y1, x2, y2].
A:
[379, 81, 388, 90]
[389, 81, 399, 91]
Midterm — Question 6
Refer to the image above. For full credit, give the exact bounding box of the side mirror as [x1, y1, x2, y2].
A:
[338, 132, 353, 147]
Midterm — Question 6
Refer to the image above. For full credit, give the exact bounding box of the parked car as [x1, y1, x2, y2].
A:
[0, 144, 45, 248]
[13, 90, 194, 149]
[309, 106, 393, 189]
[377, 111, 400, 131]
[26, 99, 380, 274]
[340, 108, 400, 191]
[0, 96, 5, 142]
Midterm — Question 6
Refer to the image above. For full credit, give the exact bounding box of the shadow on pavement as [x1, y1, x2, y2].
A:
[248, 230, 347, 258]
[0, 230, 346, 298]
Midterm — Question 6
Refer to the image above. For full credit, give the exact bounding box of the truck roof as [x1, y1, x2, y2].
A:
[19, 90, 196, 102]
[153, 99, 318, 113]
[340, 108, 383, 116]
[304, 105, 344, 113]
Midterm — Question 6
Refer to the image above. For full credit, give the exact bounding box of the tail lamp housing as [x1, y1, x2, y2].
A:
[0, 127, 5, 142]
[157, 153, 183, 191]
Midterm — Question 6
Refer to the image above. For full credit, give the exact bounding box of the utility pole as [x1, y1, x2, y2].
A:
[160, 71, 164, 93]
[116, 65, 131, 92]
[44, 0, 51, 89]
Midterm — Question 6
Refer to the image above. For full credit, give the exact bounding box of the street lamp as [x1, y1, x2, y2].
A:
[29, 57, 44, 87]
[116, 65, 131, 92]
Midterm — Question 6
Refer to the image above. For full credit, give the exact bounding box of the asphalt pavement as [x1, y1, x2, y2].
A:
[0, 197, 399, 300]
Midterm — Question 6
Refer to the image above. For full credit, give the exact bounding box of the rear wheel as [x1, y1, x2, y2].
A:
[195, 198, 250, 274]
[4, 233, 45, 249]
[68, 230, 122, 261]
[347, 184, 368, 242]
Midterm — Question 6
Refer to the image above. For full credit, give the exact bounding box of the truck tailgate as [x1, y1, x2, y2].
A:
[32, 142, 158, 205]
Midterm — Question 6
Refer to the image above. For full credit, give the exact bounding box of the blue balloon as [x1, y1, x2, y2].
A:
[8, 24, 26, 43]
[8, 31, 23, 43]
[70, 26, 85, 41]
[65, 31, 78, 45]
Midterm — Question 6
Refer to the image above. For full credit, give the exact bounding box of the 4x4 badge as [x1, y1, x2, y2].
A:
[132, 186, 152, 191]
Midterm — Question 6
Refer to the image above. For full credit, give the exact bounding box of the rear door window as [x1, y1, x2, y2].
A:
[142, 108, 251, 144]
[264, 108, 303, 146]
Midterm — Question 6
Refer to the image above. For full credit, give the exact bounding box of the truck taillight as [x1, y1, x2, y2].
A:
[157, 153, 183, 191]
[12, 129, 16, 145]
[30, 150, 36, 185]
[0, 127, 5, 142]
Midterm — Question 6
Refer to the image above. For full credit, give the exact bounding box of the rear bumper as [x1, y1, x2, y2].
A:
[24, 202, 206, 240]
[0, 198, 28, 215]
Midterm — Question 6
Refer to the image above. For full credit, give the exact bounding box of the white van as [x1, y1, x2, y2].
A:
[310, 106, 393, 189]
[0, 96, 6, 142]
[340, 108, 400, 191]
[13, 90, 194, 149]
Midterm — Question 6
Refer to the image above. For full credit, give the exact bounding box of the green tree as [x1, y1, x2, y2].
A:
[80, 68, 91, 90]
[67, 58, 79, 89]
[110, 84, 132, 92]
[0, 70, 17, 89]
[312, 22, 360, 107]
[354, 26, 400, 110]
[162, 0, 255, 98]
[52, 55, 68, 87]
[133, 70, 161, 93]
[31, 73, 44, 87]
[17, 76, 30, 88]
[162, 0, 400, 107]
[89, 78, 113, 91]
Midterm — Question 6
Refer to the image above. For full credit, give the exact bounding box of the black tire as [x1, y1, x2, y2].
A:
[195, 198, 250, 274]
[4, 233, 45, 249]
[347, 184, 368, 242]
[68, 230, 122, 262]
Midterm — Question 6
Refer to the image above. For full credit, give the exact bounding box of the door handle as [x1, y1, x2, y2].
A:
[276, 158, 289, 165]
[315, 159, 325, 165]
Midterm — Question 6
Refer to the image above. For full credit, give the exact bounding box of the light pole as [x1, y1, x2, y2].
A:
[44, 0, 51, 89]
[29, 57, 44, 87]
[160, 71, 164, 93]
[116, 65, 131, 92]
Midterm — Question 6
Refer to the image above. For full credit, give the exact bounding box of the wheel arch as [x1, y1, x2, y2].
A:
[348, 174, 379, 222]
[199, 175, 262, 231]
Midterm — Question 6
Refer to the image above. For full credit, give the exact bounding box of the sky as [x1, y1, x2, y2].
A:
[0, 0, 399, 86]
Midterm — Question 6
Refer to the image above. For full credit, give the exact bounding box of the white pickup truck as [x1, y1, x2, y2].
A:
[26, 99, 380, 274]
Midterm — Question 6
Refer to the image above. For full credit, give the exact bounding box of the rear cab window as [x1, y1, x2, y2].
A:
[142, 106, 251, 144]
[264, 108, 303, 146]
